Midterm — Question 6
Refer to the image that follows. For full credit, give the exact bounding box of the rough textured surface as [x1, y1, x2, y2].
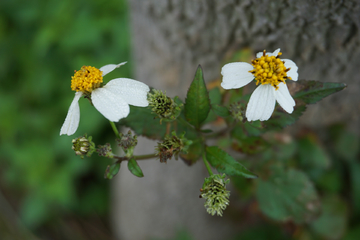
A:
[113, 0, 360, 239]
[130, 0, 360, 131]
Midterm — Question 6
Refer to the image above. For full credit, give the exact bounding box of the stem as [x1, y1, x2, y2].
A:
[114, 153, 157, 163]
[202, 152, 213, 176]
[109, 121, 121, 139]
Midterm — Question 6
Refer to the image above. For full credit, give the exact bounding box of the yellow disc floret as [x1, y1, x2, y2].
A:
[71, 66, 103, 93]
[249, 50, 291, 90]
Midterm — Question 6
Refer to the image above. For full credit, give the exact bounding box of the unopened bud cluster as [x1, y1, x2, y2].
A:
[229, 102, 245, 122]
[148, 89, 182, 123]
[97, 143, 114, 158]
[155, 131, 192, 163]
[116, 130, 137, 156]
[72, 135, 95, 158]
[200, 174, 230, 217]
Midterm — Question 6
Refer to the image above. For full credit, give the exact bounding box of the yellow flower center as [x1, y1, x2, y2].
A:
[249, 50, 291, 90]
[71, 66, 103, 93]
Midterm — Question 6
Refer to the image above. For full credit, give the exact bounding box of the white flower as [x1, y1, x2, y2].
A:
[221, 48, 298, 121]
[60, 62, 150, 136]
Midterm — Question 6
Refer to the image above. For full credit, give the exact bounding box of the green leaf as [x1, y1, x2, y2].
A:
[293, 80, 346, 104]
[127, 158, 144, 177]
[264, 105, 307, 130]
[297, 135, 330, 170]
[211, 104, 230, 118]
[120, 106, 167, 139]
[180, 141, 203, 166]
[104, 163, 121, 180]
[311, 195, 348, 239]
[184, 65, 211, 129]
[205, 146, 257, 178]
[256, 167, 321, 224]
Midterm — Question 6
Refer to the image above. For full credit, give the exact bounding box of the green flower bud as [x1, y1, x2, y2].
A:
[97, 143, 114, 158]
[155, 131, 192, 163]
[200, 174, 230, 217]
[229, 102, 245, 122]
[116, 130, 138, 157]
[72, 135, 95, 158]
[148, 89, 182, 123]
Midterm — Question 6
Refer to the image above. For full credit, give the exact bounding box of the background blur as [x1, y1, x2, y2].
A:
[1, 0, 360, 240]
[0, 0, 130, 239]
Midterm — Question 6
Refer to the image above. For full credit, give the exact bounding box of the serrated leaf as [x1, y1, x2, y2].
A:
[127, 158, 144, 177]
[294, 80, 346, 104]
[211, 104, 230, 118]
[256, 167, 321, 224]
[205, 146, 257, 178]
[184, 65, 211, 129]
[104, 163, 121, 179]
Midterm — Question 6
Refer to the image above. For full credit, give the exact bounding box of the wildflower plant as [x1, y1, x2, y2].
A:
[61, 50, 346, 217]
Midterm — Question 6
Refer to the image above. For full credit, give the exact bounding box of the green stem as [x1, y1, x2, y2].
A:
[114, 153, 157, 163]
[109, 121, 120, 139]
[202, 152, 213, 176]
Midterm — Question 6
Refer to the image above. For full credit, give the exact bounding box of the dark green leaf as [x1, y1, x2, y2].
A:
[205, 146, 257, 178]
[120, 106, 167, 139]
[208, 87, 222, 104]
[294, 80, 346, 104]
[264, 105, 307, 130]
[127, 158, 144, 177]
[298, 135, 330, 170]
[104, 163, 121, 180]
[121, 105, 198, 141]
[184, 65, 211, 129]
[180, 141, 202, 166]
[211, 104, 230, 118]
[231, 126, 269, 154]
[310, 195, 348, 239]
[256, 167, 320, 224]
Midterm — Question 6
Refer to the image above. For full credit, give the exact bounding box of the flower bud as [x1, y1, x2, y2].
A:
[229, 102, 245, 122]
[116, 130, 138, 156]
[72, 135, 95, 158]
[148, 89, 182, 123]
[200, 174, 230, 217]
[97, 143, 114, 158]
[155, 131, 192, 163]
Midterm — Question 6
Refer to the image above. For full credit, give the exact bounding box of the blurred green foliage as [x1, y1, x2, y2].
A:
[0, 0, 131, 236]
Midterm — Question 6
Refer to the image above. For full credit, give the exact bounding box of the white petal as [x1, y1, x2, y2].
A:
[99, 62, 127, 77]
[104, 78, 150, 107]
[246, 84, 276, 121]
[270, 48, 281, 56]
[91, 87, 130, 122]
[60, 92, 83, 136]
[220, 62, 254, 89]
[256, 51, 264, 58]
[275, 82, 295, 113]
[256, 48, 281, 58]
[283, 59, 298, 81]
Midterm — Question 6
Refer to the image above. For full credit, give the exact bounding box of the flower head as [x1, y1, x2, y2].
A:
[60, 62, 150, 136]
[221, 49, 298, 121]
[148, 89, 182, 123]
[200, 174, 230, 217]
[155, 131, 192, 163]
[72, 134, 95, 158]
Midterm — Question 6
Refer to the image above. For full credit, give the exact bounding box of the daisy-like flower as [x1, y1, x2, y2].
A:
[221, 49, 298, 121]
[60, 62, 150, 136]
